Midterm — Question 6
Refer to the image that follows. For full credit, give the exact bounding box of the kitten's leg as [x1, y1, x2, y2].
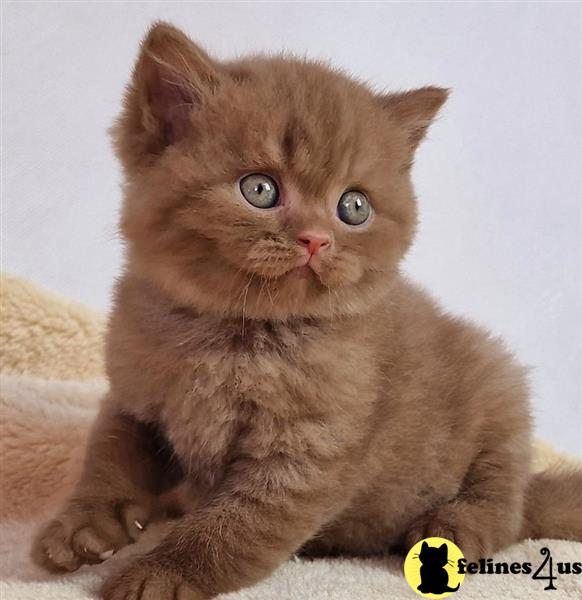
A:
[101, 455, 348, 600]
[32, 398, 171, 572]
[404, 435, 530, 562]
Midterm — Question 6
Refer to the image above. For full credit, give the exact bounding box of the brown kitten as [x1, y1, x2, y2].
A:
[32, 22, 582, 600]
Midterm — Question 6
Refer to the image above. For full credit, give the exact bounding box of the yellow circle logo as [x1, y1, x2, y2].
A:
[404, 537, 465, 598]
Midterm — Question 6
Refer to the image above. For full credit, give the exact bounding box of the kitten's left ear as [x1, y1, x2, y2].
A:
[114, 21, 222, 170]
[378, 86, 449, 153]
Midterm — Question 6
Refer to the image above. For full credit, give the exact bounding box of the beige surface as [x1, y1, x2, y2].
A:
[0, 273, 580, 599]
[0, 272, 106, 380]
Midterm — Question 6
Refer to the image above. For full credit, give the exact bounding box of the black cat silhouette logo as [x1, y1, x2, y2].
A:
[404, 537, 465, 598]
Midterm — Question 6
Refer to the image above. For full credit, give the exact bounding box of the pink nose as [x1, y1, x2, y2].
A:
[297, 232, 331, 255]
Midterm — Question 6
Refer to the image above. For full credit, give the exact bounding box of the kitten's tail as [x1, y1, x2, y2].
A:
[521, 468, 582, 541]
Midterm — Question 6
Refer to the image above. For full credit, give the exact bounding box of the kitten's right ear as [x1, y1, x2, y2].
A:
[378, 86, 448, 160]
[114, 22, 221, 170]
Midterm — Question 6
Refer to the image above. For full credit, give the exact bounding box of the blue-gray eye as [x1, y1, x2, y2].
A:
[337, 190, 371, 225]
[240, 173, 279, 208]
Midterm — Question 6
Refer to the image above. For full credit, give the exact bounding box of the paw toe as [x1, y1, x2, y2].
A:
[72, 526, 116, 562]
[33, 520, 80, 572]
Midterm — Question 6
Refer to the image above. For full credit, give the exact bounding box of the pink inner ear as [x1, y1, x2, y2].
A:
[148, 71, 196, 146]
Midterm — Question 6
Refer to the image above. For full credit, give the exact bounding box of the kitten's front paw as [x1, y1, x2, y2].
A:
[102, 559, 208, 600]
[32, 498, 153, 573]
[405, 503, 492, 562]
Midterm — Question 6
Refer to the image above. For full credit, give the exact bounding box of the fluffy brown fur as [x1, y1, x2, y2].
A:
[32, 22, 582, 600]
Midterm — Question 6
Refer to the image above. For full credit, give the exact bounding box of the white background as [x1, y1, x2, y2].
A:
[2, 2, 581, 456]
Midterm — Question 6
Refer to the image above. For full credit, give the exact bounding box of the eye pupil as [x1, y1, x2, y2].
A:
[240, 174, 279, 209]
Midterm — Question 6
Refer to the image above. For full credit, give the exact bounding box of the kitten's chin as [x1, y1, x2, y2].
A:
[235, 256, 321, 285]
[287, 265, 312, 279]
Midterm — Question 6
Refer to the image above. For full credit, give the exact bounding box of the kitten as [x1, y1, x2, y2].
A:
[32, 22, 582, 600]
[417, 541, 459, 595]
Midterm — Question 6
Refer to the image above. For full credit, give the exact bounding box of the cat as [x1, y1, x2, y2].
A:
[31, 21, 582, 600]
[417, 541, 459, 595]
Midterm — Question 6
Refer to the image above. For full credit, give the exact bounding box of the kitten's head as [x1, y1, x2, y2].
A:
[419, 541, 448, 566]
[114, 22, 447, 320]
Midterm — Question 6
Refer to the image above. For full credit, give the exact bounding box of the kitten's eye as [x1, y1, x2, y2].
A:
[240, 173, 279, 209]
[337, 190, 371, 226]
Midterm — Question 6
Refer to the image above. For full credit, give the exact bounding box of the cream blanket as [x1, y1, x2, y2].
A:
[1, 273, 580, 599]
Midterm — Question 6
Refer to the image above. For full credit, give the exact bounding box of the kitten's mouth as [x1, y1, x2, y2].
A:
[235, 249, 326, 283]
[288, 254, 321, 279]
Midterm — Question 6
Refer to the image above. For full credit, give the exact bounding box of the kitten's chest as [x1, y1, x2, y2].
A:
[120, 311, 376, 490]
[159, 350, 286, 487]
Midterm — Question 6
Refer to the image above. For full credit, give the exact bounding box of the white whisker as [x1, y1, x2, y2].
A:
[241, 272, 255, 338]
